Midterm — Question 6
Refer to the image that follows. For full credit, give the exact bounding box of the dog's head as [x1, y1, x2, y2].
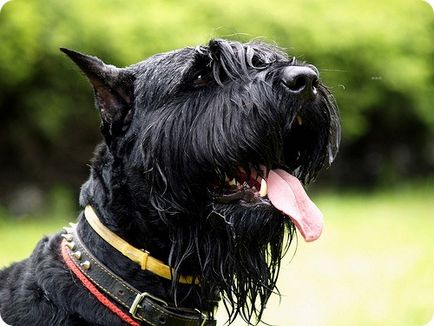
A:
[63, 39, 340, 322]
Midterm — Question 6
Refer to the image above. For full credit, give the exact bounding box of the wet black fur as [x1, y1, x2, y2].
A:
[0, 39, 340, 325]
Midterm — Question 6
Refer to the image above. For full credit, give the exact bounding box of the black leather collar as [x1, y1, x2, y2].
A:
[62, 224, 217, 326]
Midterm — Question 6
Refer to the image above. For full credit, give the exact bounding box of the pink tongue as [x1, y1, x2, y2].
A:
[267, 169, 323, 242]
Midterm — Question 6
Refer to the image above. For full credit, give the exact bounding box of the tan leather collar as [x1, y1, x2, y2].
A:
[84, 205, 199, 285]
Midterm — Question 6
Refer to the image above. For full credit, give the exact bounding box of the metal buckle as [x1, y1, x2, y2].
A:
[129, 292, 168, 319]
[195, 309, 208, 326]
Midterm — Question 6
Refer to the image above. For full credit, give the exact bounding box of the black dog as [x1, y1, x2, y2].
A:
[0, 39, 340, 325]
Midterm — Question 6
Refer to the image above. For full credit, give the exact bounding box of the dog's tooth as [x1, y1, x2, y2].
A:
[296, 115, 303, 126]
[228, 178, 237, 186]
[259, 178, 268, 197]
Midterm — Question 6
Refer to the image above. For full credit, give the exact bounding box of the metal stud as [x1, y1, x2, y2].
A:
[62, 226, 73, 234]
[72, 251, 82, 260]
[80, 261, 91, 270]
[65, 241, 76, 250]
[61, 234, 73, 242]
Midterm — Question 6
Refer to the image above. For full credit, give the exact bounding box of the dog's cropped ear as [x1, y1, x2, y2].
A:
[60, 48, 134, 142]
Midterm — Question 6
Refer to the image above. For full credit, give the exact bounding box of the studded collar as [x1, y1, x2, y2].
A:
[61, 223, 216, 326]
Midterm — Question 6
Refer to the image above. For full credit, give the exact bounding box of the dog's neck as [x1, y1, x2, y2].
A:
[82, 205, 199, 285]
[75, 208, 210, 309]
[79, 142, 209, 271]
[77, 161, 210, 310]
[79, 147, 172, 257]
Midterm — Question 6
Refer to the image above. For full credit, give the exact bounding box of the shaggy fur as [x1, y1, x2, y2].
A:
[0, 39, 340, 325]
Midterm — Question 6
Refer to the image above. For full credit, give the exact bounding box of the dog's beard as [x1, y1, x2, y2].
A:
[166, 201, 294, 324]
[136, 89, 337, 323]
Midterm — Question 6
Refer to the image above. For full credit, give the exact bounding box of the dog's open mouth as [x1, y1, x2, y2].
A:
[212, 166, 323, 242]
[212, 167, 268, 203]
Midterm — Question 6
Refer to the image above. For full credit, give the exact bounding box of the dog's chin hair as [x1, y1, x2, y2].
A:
[167, 202, 294, 324]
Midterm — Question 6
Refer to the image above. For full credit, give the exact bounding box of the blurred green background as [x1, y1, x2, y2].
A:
[0, 0, 433, 325]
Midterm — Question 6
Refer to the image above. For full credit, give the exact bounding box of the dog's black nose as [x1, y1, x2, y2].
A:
[282, 66, 319, 98]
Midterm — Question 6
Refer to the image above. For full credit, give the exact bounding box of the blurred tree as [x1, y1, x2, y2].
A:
[0, 0, 432, 206]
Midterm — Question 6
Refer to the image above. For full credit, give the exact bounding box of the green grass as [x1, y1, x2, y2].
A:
[1, 185, 433, 325]
[0, 212, 71, 267]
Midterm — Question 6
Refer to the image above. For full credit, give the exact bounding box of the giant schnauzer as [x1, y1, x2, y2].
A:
[0, 39, 340, 325]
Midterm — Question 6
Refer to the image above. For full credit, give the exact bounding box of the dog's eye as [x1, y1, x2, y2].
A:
[193, 75, 209, 87]
[192, 73, 210, 87]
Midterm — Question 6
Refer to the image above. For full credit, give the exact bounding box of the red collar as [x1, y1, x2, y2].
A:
[61, 240, 140, 326]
